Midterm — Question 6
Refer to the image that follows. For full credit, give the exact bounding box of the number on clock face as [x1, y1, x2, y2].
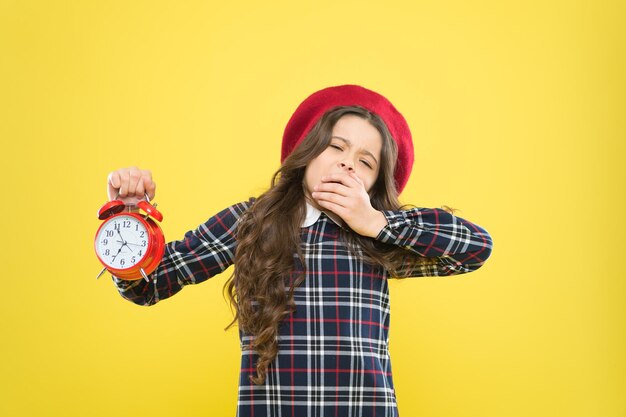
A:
[96, 215, 149, 269]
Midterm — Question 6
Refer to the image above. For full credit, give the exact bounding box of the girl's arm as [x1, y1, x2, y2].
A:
[111, 199, 254, 305]
[375, 207, 493, 278]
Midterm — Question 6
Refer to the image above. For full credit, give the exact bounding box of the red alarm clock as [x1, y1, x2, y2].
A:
[94, 195, 165, 281]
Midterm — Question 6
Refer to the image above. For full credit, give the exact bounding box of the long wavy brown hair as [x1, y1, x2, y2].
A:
[224, 105, 453, 385]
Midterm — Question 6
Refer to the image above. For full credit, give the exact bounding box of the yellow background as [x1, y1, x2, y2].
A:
[1, 1, 624, 416]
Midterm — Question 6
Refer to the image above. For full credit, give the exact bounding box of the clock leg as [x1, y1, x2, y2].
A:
[96, 267, 107, 280]
[140, 268, 150, 282]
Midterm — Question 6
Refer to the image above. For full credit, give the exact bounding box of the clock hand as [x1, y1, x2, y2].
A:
[111, 245, 124, 262]
[117, 230, 127, 245]
[116, 240, 142, 247]
[116, 231, 133, 252]
[115, 240, 134, 252]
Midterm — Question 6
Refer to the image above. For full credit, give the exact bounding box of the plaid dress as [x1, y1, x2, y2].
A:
[112, 199, 493, 417]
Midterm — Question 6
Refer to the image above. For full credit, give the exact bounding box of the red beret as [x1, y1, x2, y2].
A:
[281, 84, 413, 193]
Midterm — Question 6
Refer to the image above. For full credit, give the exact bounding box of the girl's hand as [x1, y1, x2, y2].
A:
[311, 172, 388, 238]
[107, 167, 156, 205]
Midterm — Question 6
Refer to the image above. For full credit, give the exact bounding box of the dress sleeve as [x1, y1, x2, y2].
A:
[375, 207, 493, 278]
[110, 199, 254, 306]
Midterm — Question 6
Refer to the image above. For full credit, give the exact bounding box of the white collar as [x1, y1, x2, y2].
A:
[302, 201, 344, 228]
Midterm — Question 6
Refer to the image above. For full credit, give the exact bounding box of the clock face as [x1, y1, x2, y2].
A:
[95, 214, 150, 270]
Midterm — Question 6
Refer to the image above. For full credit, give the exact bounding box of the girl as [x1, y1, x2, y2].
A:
[106, 85, 493, 417]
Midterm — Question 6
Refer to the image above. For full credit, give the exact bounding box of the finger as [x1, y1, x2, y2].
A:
[312, 190, 348, 208]
[146, 181, 156, 201]
[142, 170, 156, 200]
[127, 167, 142, 197]
[316, 199, 348, 218]
[347, 171, 364, 187]
[118, 168, 130, 198]
[135, 177, 146, 197]
[107, 171, 121, 200]
[135, 170, 154, 198]
[321, 173, 359, 188]
[314, 181, 350, 196]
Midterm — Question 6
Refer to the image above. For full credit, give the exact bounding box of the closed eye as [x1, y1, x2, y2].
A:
[329, 144, 343, 151]
[361, 160, 373, 169]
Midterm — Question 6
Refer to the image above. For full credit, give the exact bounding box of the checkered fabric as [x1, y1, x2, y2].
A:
[112, 199, 493, 417]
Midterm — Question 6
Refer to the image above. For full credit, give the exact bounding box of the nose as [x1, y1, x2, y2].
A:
[339, 161, 354, 172]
